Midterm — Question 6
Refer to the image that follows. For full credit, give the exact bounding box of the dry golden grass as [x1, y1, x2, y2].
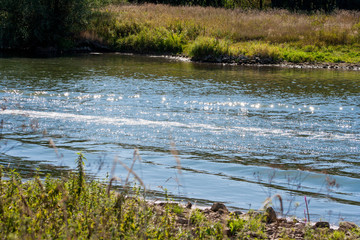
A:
[87, 4, 360, 63]
[102, 4, 360, 45]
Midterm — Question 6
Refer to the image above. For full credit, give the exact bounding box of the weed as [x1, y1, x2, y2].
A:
[305, 195, 310, 223]
[228, 214, 247, 235]
[228, 212, 267, 239]
[76, 152, 86, 196]
[172, 204, 184, 215]
[190, 209, 207, 225]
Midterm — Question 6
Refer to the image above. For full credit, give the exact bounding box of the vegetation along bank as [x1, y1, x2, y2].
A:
[1, 1, 360, 67]
[85, 4, 360, 68]
[1, 156, 360, 239]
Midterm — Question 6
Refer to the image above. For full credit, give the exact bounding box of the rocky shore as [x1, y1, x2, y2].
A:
[189, 54, 360, 71]
[153, 201, 360, 239]
[2, 40, 360, 71]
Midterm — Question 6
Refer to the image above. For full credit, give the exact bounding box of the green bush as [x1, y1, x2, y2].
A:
[282, 50, 315, 63]
[187, 36, 230, 59]
[116, 27, 184, 54]
[0, 0, 94, 49]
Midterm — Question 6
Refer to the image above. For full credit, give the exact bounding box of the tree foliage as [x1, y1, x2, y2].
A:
[128, 0, 360, 10]
[1, 0, 359, 50]
[272, 0, 360, 11]
[128, 0, 266, 8]
[0, 0, 92, 49]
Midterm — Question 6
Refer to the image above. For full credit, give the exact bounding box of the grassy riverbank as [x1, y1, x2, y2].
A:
[1, 156, 360, 239]
[84, 4, 360, 64]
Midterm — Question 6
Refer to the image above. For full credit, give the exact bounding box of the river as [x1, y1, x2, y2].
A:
[1, 54, 359, 224]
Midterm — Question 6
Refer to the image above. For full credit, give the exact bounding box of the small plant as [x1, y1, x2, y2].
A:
[227, 214, 246, 236]
[227, 211, 266, 239]
[76, 152, 86, 196]
[190, 209, 207, 225]
[304, 195, 310, 223]
[171, 204, 184, 215]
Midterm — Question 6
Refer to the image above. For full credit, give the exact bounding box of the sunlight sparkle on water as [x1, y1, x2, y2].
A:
[2, 54, 360, 225]
[129, 94, 140, 98]
[250, 103, 261, 108]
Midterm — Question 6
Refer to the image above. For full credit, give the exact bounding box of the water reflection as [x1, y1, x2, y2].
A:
[0, 54, 359, 223]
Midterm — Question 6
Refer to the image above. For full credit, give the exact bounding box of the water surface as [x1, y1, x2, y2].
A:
[1, 54, 359, 224]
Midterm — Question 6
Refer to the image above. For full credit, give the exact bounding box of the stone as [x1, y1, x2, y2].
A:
[176, 217, 188, 224]
[260, 58, 273, 64]
[210, 202, 228, 213]
[339, 221, 357, 232]
[233, 210, 243, 216]
[157, 202, 178, 207]
[314, 221, 330, 228]
[265, 207, 277, 223]
[186, 201, 192, 209]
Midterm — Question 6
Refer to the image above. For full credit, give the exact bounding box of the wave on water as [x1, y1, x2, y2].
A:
[1, 109, 358, 142]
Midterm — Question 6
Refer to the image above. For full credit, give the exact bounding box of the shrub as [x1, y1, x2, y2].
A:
[0, 0, 93, 49]
[187, 36, 230, 59]
[116, 27, 184, 54]
[231, 42, 282, 60]
[281, 49, 314, 63]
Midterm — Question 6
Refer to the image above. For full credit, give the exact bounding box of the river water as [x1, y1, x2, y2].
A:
[1, 54, 359, 224]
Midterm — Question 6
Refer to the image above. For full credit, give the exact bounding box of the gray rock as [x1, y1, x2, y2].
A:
[210, 202, 228, 212]
[260, 58, 274, 64]
[157, 202, 178, 207]
[265, 207, 277, 223]
[177, 217, 188, 224]
[233, 210, 243, 216]
[339, 221, 357, 232]
[314, 221, 330, 228]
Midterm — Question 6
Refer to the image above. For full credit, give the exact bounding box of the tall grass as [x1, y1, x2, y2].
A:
[0, 150, 359, 239]
[1, 164, 359, 239]
[92, 4, 360, 45]
[86, 4, 360, 63]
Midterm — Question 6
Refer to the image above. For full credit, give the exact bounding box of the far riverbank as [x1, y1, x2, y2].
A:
[80, 4, 360, 67]
[2, 3, 360, 69]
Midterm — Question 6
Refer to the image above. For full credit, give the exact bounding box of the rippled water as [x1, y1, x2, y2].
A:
[1, 54, 359, 224]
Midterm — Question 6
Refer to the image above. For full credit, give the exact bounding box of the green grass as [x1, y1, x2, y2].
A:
[1, 154, 360, 239]
[84, 4, 360, 64]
